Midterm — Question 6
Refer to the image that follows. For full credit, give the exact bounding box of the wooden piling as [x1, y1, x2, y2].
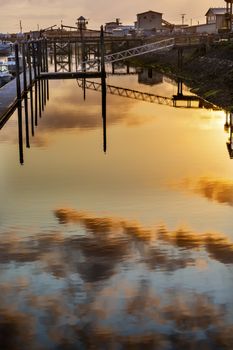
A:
[35, 80, 38, 126]
[100, 25, 107, 153]
[68, 41, 72, 72]
[17, 101, 24, 165]
[15, 43, 24, 164]
[24, 94, 30, 148]
[15, 43, 21, 102]
[27, 42, 34, 136]
[54, 41, 57, 72]
[22, 43, 27, 93]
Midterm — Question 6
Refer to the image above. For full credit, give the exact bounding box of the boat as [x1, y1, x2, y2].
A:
[0, 41, 12, 55]
[0, 62, 13, 86]
[7, 54, 23, 74]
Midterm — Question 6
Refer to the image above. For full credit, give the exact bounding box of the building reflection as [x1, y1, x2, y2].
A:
[138, 67, 163, 86]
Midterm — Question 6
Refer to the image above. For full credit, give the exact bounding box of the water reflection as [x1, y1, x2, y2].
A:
[1, 69, 230, 166]
[0, 67, 233, 348]
[15, 78, 50, 164]
[138, 68, 163, 86]
[55, 208, 233, 266]
[225, 111, 233, 159]
[171, 177, 233, 208]
[0, 208, 232, 349]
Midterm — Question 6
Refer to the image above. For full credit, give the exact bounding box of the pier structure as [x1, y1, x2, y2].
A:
[0, 26, 230, 162]
[0, 27, 228, 125]
[225, 0, 233, 31]
[0, 26, 231, 163]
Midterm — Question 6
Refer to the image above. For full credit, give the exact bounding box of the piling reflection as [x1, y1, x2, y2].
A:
[14, 75, 50, 163]
[2, 66, 232, 165]
[225, 111, 233, 159]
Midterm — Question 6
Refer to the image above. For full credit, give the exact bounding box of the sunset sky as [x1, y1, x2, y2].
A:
[0, 0, 224, 33]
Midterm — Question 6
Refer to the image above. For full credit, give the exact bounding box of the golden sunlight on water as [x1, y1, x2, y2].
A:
[0, 70, 232, 349]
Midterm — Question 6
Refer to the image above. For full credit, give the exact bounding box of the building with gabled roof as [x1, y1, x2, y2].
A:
[205, 7, 227, 26]
[205, 7, 230, 31]
[136, 10, 163, 32]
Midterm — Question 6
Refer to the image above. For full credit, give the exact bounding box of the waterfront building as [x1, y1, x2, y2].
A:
[135, 11, 163, 32]
[105, 19, 121, 33]
[205, 8, 228, 30]
[185, 5, 232, 34]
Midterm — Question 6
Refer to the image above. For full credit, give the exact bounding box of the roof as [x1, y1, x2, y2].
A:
[137, 10, 163, 17]
[205, 8, 226, 16]
[77, 16, 86, 20]
[105, 22, 119, 25]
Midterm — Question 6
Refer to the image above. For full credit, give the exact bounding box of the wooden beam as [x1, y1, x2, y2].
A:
[39, 72, 103, 79]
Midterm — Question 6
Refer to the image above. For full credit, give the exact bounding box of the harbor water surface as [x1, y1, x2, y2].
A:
[0, 70, 233, 349]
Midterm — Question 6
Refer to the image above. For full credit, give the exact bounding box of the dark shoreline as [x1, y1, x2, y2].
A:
[129, 42, 233, 111]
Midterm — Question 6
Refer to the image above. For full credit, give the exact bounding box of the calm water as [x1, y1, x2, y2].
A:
[0, 68, 233, 349]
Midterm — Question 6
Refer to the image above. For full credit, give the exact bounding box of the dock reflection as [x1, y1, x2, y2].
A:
[2, 68, 231, 164]
[16, 76, 50, 164]
[225, 111, 233, 159]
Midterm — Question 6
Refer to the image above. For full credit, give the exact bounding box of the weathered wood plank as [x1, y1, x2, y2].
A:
[0, 71, 34, 127]
[39, 72, 103, 80]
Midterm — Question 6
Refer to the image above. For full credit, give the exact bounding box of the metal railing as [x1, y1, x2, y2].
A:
[82, 38, 175, 70]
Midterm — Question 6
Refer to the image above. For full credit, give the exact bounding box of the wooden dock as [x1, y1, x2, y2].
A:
[0, 71, 34, 128]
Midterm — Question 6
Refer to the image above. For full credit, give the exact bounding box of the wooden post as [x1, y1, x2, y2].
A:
[68, 41, 72, 72]
[97, 43, 100, 72]
[45, 39, 49, 101]
[27, 42, 32, 87]
[32, 41, 37, 79]
[100, 25, 107, 153]
[75, 41, 78, 71]
[46, 80, 50, 101]
[54, 40, 57, 72]
[45, 39, 49, 72]
[22, 42, 30, 148]
[30, 84, 34, 136]
[24, 94, 30, 148]
[17, 101, 24, 165]
[37, 41, 42, 116]
[15, 41, 24, 164]
[27, 42, 34, 136]
[22, 42, 27, 93]
[15, 43, 21, 102]
[35, 80, 38, 126]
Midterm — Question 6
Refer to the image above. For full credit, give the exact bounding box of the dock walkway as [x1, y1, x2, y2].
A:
[0, 71, 33, 127]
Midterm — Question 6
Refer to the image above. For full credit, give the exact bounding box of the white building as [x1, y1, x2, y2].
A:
[185, 7, 230, 34]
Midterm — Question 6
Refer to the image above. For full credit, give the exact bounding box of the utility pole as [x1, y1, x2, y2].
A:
[19, 20, 22, 33]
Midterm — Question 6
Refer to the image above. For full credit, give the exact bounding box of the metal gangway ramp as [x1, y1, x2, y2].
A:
[83, 38, 175, 70]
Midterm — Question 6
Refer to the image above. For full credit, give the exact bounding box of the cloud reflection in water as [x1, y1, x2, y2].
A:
[0, 208, 232, 349]
[171, 177, 233, 207]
